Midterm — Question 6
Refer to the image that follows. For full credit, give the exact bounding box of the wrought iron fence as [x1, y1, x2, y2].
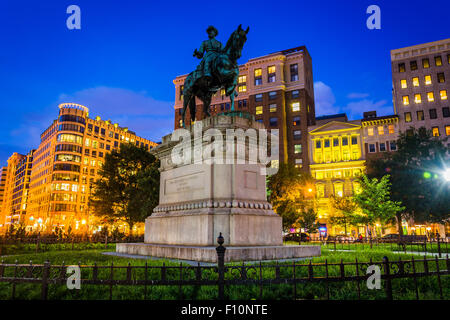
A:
[0, 239, 448, 300]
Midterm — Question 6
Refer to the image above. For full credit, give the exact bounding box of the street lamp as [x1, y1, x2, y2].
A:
[443, 168, 450, 182]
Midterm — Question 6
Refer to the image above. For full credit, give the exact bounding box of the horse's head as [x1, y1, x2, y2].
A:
[224, 24, 249, 61]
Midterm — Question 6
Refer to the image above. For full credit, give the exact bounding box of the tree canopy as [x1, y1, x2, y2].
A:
[90, 143, 160, 233]
[367, 127, 449, 226]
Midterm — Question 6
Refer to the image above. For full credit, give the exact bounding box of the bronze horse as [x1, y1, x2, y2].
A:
[181, 25, 249, 127]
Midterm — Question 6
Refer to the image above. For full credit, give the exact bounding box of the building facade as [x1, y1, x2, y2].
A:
[173, 46, 316, 170]
[391, 39, 450, 139]
[1, 103, 159, 234]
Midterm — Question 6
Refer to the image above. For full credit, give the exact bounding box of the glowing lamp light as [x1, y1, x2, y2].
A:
[308, 188, 313, 193]
[29, 216, 34, 221]
[81, 219, 86, 225]
[423, 172, 432, 179]
[37, 218, 43, 224]
[444, 168, 450, 182]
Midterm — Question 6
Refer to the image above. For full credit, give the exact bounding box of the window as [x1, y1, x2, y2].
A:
[254, 68, 262, 85]
[435, 56, 442, 66]
[267, 66, 276, 83]
[412, 77, 419, 87]
[351, 136, 358, 145]
[432, 127, 440, 137]
[414, 93, 422, 104]
[390, 141, 397, 151]
[446, 126, 450, 136]
[269, 91, 277, 100]
[417, 110, 424, 121]
[448, 54, 450, 64]
[292, 90, 299, 98]
[442, 107, 450, 118]
[293, 116, 300, 126]
[429, 109, 437, 119]
[380, 142, 386, 152]
[378, 126, 384, 135]
[293, 130, 301, 140]
[333, 138, 339, 147]
[334, 183, 344, 197]
[427, 92, 435, 102]
[368, 128, 374, 136]
[238, 75, 246, 83]
[369, 144, 376, 153]
[238, 85, 247, 92]
[255, 94, 263, 102]
[410, 60, 417, 70]
[290, 64, 299, 81]
[440, 90, 448, 100]
[269, 104, 277, 112]
[316, 184, 325, 198]
[437, 73, 445, 83]
[422, 58, 430, 68]
[402, 96, 409, 105]
[179, 85, 184, 100]
[269, 117, 278, 126]
[315, 141, 321, 148]
[324, 139, 330, 148]
[292, 102, 300, 112]
[294, 144, 302, 154]
[388, 125, 395, 134]
[404, 112, 412, 122]
[425, 75, 432, 85]
[400, 79, 407, 88]
[398, 63, 405, 72]
[255, 106, 263, 115]
[342, 137, 348, 146]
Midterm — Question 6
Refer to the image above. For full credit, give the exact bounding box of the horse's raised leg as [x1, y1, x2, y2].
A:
[201, 94, 212, 117]
[189, 96, 197, 125]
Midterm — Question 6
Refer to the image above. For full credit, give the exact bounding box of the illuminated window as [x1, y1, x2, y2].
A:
[446, 126, 450, 136]
[268, 65, 276, 74]
[422, 58, 430, 68]
[238, 75, 246, 83]
[294, 144, 302, 154]
[437, 73, 445, 83]
[292, 102, 300, 112]
[368, 128, 374, 136]
[269, 104, 277, 112]
[238, 85, 247, 92]
[400, 79, 407, 88]
[294, 158, 302, 168]
[254, 68, 262, 85]
[425, 75, 432, 85]
[427, 92, 434, 102]
[414, 94, 422, 104]
[267, 66, 276, 83]
[255, 106, 263, 115]
[85, 138, 90, 146]
[221, 89, 225, 96]
[316, 171, 324, 179]
[334, 170, 342, 178]
[378, 126, 384, 135]
[440, 90, 448, 100]
[402, 96, 409, 105]
[179, 119, 182, 127]
[412, 77, 419, 87]
[316, 184, 325, 198]
[388, 125, 394, 134]
[432, 127, 440, 137]
[404, 112, 412, 122]
[417, 110, 424, 121]
[254, 68, 262, 77]
[293, 116, 300, 126]
[435, 56, 442, 66]
[398, 63, 405, 72]
[334, 183, 344, 197]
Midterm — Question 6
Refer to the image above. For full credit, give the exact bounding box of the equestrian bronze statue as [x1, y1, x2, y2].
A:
[181, 25, 249, 127]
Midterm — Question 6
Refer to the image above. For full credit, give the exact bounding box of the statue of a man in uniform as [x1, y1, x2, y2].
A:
[193, 26, 223, 84]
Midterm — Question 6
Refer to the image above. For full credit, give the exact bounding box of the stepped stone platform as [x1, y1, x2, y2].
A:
[116, 243, 321, 263]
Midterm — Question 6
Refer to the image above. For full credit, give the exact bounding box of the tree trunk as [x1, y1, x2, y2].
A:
[396, 212, 403, 235]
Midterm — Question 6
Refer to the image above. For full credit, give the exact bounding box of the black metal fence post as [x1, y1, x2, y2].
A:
[437, 235, 441, 258]
[216, 232, 226, 300]
[41, 261, 50, 300]
[382, 256, 393, 300]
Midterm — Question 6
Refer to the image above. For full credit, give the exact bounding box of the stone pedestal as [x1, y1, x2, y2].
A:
[117, 114, 321, 262]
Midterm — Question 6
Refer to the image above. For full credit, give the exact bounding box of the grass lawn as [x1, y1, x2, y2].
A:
[0, 245, 448, 300]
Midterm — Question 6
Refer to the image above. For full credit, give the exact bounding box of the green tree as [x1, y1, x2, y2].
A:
[267, 163, 315, 232]
[90, 143, 160, 234]
[329, 196, 358, 235]
[353, 175, 404, 237]
[367, 127, 450, 233]
[296, 208, 319, 234]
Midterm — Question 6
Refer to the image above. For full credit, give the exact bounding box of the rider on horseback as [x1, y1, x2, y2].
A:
[193, 26, 223, 85]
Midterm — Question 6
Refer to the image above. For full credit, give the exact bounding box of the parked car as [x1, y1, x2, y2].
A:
[284, 233, 310, 242]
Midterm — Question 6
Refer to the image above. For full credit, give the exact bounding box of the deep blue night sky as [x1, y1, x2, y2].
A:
[0, 0, 449, 165]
